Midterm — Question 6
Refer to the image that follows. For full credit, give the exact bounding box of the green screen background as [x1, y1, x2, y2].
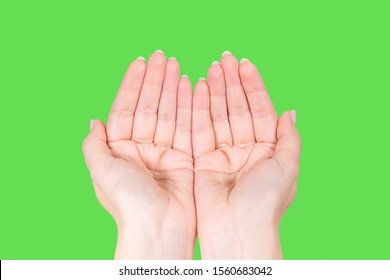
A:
[1, 1, 389, 259]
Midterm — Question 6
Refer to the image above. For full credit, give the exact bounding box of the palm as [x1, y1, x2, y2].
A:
[99, 140, 194, 242]
[195, 142, 282, 235]
[108, 140, 193, 194]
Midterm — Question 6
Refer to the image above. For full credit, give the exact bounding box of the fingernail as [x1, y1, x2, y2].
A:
[155, 50, 164, 54]
[136, 56, 145, 61]
[240, 58, 249, 63]
[169, 57, 176, 60]
[90, 119, 95, 131]
[212, 61, 220, 65]
[290, 110, 296, 125]
[222, 51, 231, 56]
[199, 77, 206, 81]
[181, 74, 188, 79]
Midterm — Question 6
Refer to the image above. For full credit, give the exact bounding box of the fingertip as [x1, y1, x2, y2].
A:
[89, 119, 107, 139]
[220, 52, 238, 69]
[238, 59, 255, 79]
[128, 58, 147, 77]
[90, 119, 95, 131]
[91, 119, 105, 128]
[277, 111, 300, 144]
[278, 111, 292, 127]
[166, 56, 180, 73]
[222, 50, 232, 56]
[131, 56, 147, 67]
[83, 119, 105, 152]
[148, 50, 167, 65]
[207, 62, 223, 80]
[82, 119, 112, 179]
[193, 80, 210, 110]
[179, 76, 192, 94]
[280, 110, 294, 123]
[194, 78, 208, 93]
[220, 53, 240, 87]
[290, 110, 296, 125]
[275, 111, 301, 169]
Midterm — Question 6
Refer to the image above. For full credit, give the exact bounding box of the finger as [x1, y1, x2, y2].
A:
[107, 58, 146, 141]
[132, 50, 167, 143]
[173, 76, 192, 155]
[192, 79, 215, 158]
[207, 62, 232, 148]
[154, 57, 180, 147]
[220, 52, 255, 145]
[239, 59, 278, 143]
[82, 120, 113, 181]
[274, 111, 301, 175]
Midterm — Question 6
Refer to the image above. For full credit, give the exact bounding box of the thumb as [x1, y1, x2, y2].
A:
[274, 110, 301, 174]
[82, 119, 112, 180]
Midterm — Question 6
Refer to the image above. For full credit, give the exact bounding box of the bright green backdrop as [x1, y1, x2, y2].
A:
[1, 1, 389, 260]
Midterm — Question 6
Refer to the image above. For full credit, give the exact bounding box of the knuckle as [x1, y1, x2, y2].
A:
[110, 107, 134, 118]
[228, 104, 250, 116]
[158, 111, 176, 122]
[211, 112, 228, 122]
[136, 106, 156, 116]
[251, 108, 277, 119]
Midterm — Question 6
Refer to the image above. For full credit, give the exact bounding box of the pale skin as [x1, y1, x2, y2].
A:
[82, 50, 301, 259]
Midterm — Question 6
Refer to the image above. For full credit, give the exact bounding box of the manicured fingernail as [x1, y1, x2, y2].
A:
[199, 77, 206, 81]
[136, 56, 145, 61]
[212, 61, 220, 65]
[169, 57, 176, 60]
[222, 51, 231, 56]
[90, 120, 95, 131]
[155, 50, 164, 54]
[290, 110, 296, 125]
[240, 58, 249, 63]
[181, 74, 188, 79]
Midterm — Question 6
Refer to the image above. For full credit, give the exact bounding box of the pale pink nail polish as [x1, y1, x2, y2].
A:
[222, 51, 231, 56]
[290, 110, 296, 125]
[90, 120, 95, 131]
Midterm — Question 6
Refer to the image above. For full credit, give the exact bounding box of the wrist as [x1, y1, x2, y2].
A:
[114, 221, 195, 259]
[199, 221, 282, 259]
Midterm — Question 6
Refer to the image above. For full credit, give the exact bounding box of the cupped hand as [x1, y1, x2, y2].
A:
[193, 53, 301, 259]
[82, 51, 195, 259]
